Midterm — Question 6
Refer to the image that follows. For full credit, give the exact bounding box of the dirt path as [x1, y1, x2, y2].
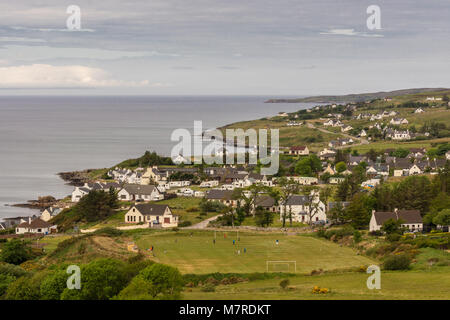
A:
[184, 214, 222, 229]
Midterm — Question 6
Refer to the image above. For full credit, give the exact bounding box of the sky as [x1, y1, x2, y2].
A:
[0, 0, 449, 95]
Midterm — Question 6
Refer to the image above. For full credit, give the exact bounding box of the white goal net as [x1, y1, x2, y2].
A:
[266, 261, 297, 273]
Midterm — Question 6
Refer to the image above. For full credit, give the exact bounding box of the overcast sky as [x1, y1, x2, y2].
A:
[0, 0, 449, 95]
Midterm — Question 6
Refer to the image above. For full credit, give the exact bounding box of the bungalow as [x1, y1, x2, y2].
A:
[390, 118, 409, 125]
[254, 195, 278, 213]
[369, 209, 423, 232]
[16, 218, 56, 235]
[118, 184, 163, 201]
[40, 207, 62, 222]
[205, 189, 237, 207]
[329, 177, 345, 184]
[279, 191, 326, 223]
[124, 204, 178, 228]
[71, 182, 121, 202]
[289, 146, 310, 156]
[414, 108, 425, 114]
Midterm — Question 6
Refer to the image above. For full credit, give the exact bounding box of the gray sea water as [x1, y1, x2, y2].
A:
[0, 95, 314, 219]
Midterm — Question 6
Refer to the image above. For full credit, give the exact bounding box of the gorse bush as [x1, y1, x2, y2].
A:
[383, 254, 411, 270]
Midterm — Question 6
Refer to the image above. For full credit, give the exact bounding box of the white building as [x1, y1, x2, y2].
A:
[118, 184, 163, 201]
[124, 204, 178, 228]
[279, 191, 326, 223]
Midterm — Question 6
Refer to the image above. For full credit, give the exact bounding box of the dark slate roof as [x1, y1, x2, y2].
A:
[122, 184, 157, 195]
[285, 195, 309, 206]
[254, 196, 276, 208]
[206, 189, 234, 200]
[133, 204, 169, 216]
[394, 159, 412, 170]
[373, 210, 422, 225]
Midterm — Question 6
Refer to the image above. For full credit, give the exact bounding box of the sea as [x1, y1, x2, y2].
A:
[0, 95, 316, 219]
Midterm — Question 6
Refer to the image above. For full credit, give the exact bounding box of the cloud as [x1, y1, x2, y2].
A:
[320, 29, 384, 38]
[0, 64, 167, 88]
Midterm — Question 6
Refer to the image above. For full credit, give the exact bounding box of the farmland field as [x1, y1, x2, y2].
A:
[135, 230, 375, 274]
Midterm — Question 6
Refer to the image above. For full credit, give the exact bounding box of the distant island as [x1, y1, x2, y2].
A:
[265, 88, 450, 103]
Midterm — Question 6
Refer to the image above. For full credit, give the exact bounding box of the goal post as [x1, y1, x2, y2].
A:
[266, 260, 297, 273]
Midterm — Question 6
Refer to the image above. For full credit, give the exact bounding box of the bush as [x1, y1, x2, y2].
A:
[0, 239, 33, 265]
[178, 221, 192, 227]
[383, 254, 411, 270]
[386, 233, 402, 242]
[93, 227, 123, 237]
[279, 279, 290, 290]
[201, 284, 216, 292]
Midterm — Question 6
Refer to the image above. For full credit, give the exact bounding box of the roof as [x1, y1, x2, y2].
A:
[254, 196, 276, 208]
[285, 195, 309, 206]
[122, 184, 157, 195]
[17, 218, 52, 229]
[373, 209, 422, 226]
[133, 204, 170, 216]
[290, 146, 307, 151]
[206, 189, 234, 200]
[43, 207, 62, 216]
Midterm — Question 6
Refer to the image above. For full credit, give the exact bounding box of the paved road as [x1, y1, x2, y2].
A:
[184, 214, 222, 229]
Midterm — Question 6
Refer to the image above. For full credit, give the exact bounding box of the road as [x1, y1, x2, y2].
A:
[306, 122, 369, 149]
[183, 214, 222, 229]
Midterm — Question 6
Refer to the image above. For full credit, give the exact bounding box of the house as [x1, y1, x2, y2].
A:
[254, 195, 278, 212]
[172, 154, 190, 165]
[341, 125, 353, 133]
[118, 184, 163, 201]
[361, 178, 380, 189]
[199, 180, 219, 188]
[287, 176, 318, 185]
[289, 146, 309, 156]
[414, 108, 425, 114]
[71, 182, 121, 202]
[322, 163, 336, 175]
[393, 159, 413, 177]
[124, 204, 178, 228]
[329, 177, 345, 184]
[0, 222, 6, 230]
[1, 216, 37, 229]
[391, 130, 411, 141]
[348, 156, 367, 166]
[205, 189, 237, 207]
[390, 118, 409, 125]
[359, 129, 367, 137]
[369, 209, 423, 232]
[194, 191, 205, 198]
[16, 218, 56, 235]
[40, 207, 62, 222]
[279, 191, 326, 223]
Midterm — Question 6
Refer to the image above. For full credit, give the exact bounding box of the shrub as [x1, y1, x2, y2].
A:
[383, 254, 411, 270]
[0, 239, 33, 265]
[279, 279, 290, 290]
[201, 284, 216, 292]
[93, 227, 123, 237]
[178, 221, 192, 227]
[386, 233, 402, 242]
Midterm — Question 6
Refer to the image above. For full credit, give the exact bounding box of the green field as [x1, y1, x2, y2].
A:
[183, 267, 450, 300]
[135, 231, 375, 274]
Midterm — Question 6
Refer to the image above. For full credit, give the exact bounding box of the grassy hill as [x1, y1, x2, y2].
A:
[135, 230, 375, 274]
[266, 88, 450, 103]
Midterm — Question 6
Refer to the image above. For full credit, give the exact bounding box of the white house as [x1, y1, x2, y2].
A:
[360, 129, 367, 137]
[16, 218, 56, 235]
[287, 176, 318, 185]
[118, 184, 163, 201]
[172, 154, 190, 165]
[341, 125, 353, 133]
[414, 108, 425, 114]
[369, 209, 423, 232]
[124, 204, 178, 228]
[390, 118, 409, 125]
[279, 191, 326, 223]
[392, 130, 411, 141]
[289, 146, 309, 156]
[199, 180, 219, 188]
[40, 207, 62, 222]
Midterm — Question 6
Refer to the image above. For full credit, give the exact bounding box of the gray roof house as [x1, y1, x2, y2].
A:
[370, 209, 423, 232]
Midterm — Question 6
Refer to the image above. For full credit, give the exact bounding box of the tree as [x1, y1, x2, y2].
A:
[278, 177, 300, 228]
[137, 264, 183, 299]
[335, 161, 347, 173]
[254, 206, 274, 227]
[40, 268, 69, 300]
[381, 218, 404, 235]
[346, 193, 375, 229]
[0, 239, 32, 265]
[303, 189, 322, 226]
[4, 272, 46, 300]
[328, 202, 347, 225]
[294, 155, 322, 176]
[432, 209, 450, 227]
[61, 258, 128, 300]
[75, 190, 119, 222]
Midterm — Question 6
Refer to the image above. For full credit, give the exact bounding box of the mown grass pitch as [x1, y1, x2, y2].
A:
[136, 230, 375, 274]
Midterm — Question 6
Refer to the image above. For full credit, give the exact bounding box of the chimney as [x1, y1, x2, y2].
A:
[394, 208, 399, 220]
[28, 217, 32, 224]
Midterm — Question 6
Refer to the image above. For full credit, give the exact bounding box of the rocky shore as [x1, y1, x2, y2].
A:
[58, 169, 96, 186]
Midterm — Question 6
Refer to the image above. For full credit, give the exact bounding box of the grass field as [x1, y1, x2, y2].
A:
[183, 267, 450, 300]
[135, 231, 375, 274]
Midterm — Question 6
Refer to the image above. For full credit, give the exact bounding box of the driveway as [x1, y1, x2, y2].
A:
[184, 214, 222, 229]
